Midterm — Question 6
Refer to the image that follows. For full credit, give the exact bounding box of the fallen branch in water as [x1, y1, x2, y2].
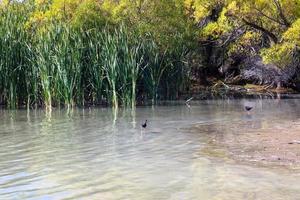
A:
[185, 97, 194, 108]
[186, 97, 194, 103]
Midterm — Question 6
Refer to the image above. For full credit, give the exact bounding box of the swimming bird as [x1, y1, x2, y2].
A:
[245, 106, 253, 111]
[141, 120, 147, 128]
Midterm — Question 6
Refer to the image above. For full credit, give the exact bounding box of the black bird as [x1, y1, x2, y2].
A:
[245, 106, 253, 111]
[141, 120, 147, 128]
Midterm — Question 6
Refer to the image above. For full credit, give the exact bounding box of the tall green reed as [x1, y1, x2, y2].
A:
[100, 26, 144, 108]
[0, 6, 31, 108]
[0, 7, 189, 109]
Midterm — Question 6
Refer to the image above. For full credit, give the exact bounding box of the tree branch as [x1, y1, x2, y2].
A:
[242, 18, 278, 44]
[273, 0, 290, 28]
[218, 26, 246, 47]
[253, 7, 285, 26]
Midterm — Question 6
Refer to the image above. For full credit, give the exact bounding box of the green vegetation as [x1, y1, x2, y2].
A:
[0, 0, 300, 108]
[0, 0, 195, 108]
[187, 0, 300, 66]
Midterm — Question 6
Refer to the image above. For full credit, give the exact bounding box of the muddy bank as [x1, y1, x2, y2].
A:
[180, 83, 297, 101]
[195, 119, 300, 170]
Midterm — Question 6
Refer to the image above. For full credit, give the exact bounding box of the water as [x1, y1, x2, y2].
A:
[0, 99, 300, 200]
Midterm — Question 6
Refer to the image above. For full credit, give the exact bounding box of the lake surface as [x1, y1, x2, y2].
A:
[0, 98, 300, 200]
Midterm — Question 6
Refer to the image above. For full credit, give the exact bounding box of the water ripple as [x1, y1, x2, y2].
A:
[0, 102, 300, 199]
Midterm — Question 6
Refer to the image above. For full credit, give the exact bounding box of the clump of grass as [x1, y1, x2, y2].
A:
[84, 29, 105, 105]
[99, 26, 144, 108]
[0, 5, 31, 108]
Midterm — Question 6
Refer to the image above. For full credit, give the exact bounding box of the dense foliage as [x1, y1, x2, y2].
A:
[0, 0, 299, 108]
[0, 0, 195, 108]
[186, 0, 300, 66]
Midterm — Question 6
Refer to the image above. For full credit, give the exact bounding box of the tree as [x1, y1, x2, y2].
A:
[186, 0, 300, 67]
[26, 0, 111, 32]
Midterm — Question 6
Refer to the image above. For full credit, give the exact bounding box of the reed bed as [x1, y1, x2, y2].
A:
[0, 8, 188, 109]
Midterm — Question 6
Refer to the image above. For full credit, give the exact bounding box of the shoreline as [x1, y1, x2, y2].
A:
[0, 83, 298, 109]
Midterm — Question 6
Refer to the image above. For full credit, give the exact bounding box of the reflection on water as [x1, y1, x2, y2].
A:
[0, 99, 300, 199]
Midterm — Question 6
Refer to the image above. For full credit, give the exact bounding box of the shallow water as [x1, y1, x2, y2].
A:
[0, 98, 300, 200]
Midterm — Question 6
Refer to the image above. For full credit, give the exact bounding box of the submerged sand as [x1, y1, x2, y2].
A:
[195, 119, 300, 169]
